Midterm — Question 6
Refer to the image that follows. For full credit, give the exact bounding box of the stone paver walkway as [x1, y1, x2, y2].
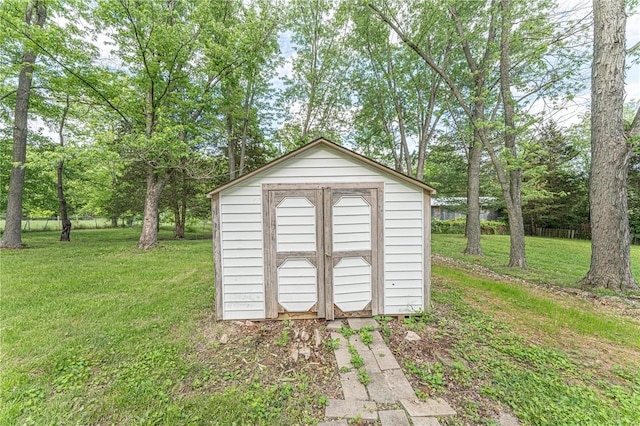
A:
[322, 318, 456, 425]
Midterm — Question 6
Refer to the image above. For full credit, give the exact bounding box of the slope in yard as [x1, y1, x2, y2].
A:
[387, 260, 640, 425]
[432, 234, 640, 290]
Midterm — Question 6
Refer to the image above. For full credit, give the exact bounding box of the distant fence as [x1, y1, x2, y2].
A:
[532, 227, 590, 240]
[532, 226, 639, 246]
[0, 217, 213, 233]
[434, 220, 639, 245]
[0, 217, 118, 232]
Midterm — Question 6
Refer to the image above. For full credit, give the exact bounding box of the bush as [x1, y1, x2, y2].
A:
[432, 218, 508, 235]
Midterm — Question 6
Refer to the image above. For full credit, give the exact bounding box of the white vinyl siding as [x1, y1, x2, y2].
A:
[277, 259, 317, 312]
[333, 257, 372, 311]
[333, 196, 371, 252]
[218, 145, 425, 319]
[276, 197, 316, 252]
[383, 181, 424, 314]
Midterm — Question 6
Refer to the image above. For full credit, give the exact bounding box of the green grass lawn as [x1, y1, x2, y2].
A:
[1, 229, 214, 424]
[2, 229, 639, 425]
[432, 234, 640, 288]
[1, 229, 329, 425]
[418, 273, 640, 424]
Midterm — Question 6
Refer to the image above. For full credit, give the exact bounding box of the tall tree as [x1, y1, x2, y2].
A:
[95, 0, 278, 248]
[498, 0, 526, 267]
[277, 0, 352, 147]
[522, 121, 589, 232]
[349, 4, 446, 179]
[370, 0, 583, 267]
[580, 0, 639, 291]
[1, 0, 46, 248]
[56, 95, 72, 241]
[368, 1, 500, 257]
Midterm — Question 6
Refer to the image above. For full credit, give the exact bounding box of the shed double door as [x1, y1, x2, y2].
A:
[264, 184, 382, 320]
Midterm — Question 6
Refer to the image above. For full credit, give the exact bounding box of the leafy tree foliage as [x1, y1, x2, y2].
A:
[522, 122, 589, 231]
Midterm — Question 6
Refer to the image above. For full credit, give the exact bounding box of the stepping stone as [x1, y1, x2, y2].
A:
[400, 398, 456, 417]
[348, 317, 378, 330]
[318, 420, 349, 426]
[411, 417, 442, 426]
[325, 399, 378, 421]
[327, 320, 344, 331]
[366, 372, 396, 403]
[383, 369, 417, 400]
[331, 333, 352, 369]
[348, 335, 381, 373]
[379, 410, 410, 426]
[340, 371, 369, 400]
[370, 331, 400, 370]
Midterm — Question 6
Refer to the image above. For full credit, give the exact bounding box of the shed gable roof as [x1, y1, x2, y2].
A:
[206, 137, 437, 198]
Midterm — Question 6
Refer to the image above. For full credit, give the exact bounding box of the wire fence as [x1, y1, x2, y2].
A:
[0, 217, 117, 232]
[0, 217, 214, 233]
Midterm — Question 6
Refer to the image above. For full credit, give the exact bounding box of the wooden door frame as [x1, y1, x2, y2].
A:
[324, 184, 384, 319]
[262, 182, 384, 320]
[263, 185, 325, 319]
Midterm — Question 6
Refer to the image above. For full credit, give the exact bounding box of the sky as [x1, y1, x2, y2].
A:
[549, 4, 640, 126]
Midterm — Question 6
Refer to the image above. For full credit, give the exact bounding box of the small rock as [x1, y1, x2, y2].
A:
[245, 320, 256, 327]
[299, 346, 311, 360]
[498, 412, 520, 426]
[314, 329, 322, 348]
[326, 320, 343, 331]
[294, 328, 300, 339]
[434, 351, 453, 367]
[405, 331, 421, 341]
[219, 334, 229, 344]
[233, 321, 245, 326]
[301, 330, 310, 341]
[291, 349, 299, 362]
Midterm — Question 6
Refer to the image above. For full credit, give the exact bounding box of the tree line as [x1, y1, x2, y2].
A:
[1, 0, 638, 291]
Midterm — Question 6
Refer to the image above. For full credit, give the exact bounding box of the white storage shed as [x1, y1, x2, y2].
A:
[206, 138, 436, 320]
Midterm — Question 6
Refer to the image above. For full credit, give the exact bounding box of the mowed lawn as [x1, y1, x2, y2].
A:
[2, 229, 331, 425]
[2, 229, 639, 424]
[1, 229, 216, 424]
[432, 234, 640, 289]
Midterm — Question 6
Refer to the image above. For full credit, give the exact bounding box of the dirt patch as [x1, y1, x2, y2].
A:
[184, 316, 341, 419]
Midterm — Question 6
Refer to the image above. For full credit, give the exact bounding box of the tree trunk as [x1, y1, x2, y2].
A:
[137, 169, 169, 249]
[227, 113, 236, 180]
[57, 159, 71, 242]
[301, 15, 320, 142]
[0, 1, 47, 249]
[416, 75, 442, 181]
[500, 0, 527, 268]
[581, 0, 638, 291]
[239, 80, 255, 177]
[111, 216, 118, 228]
[172, 169, 188, 239]
[57, 95, 71, 242]
[385, 47, 413, 176]
[464, 130, 483, 255]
